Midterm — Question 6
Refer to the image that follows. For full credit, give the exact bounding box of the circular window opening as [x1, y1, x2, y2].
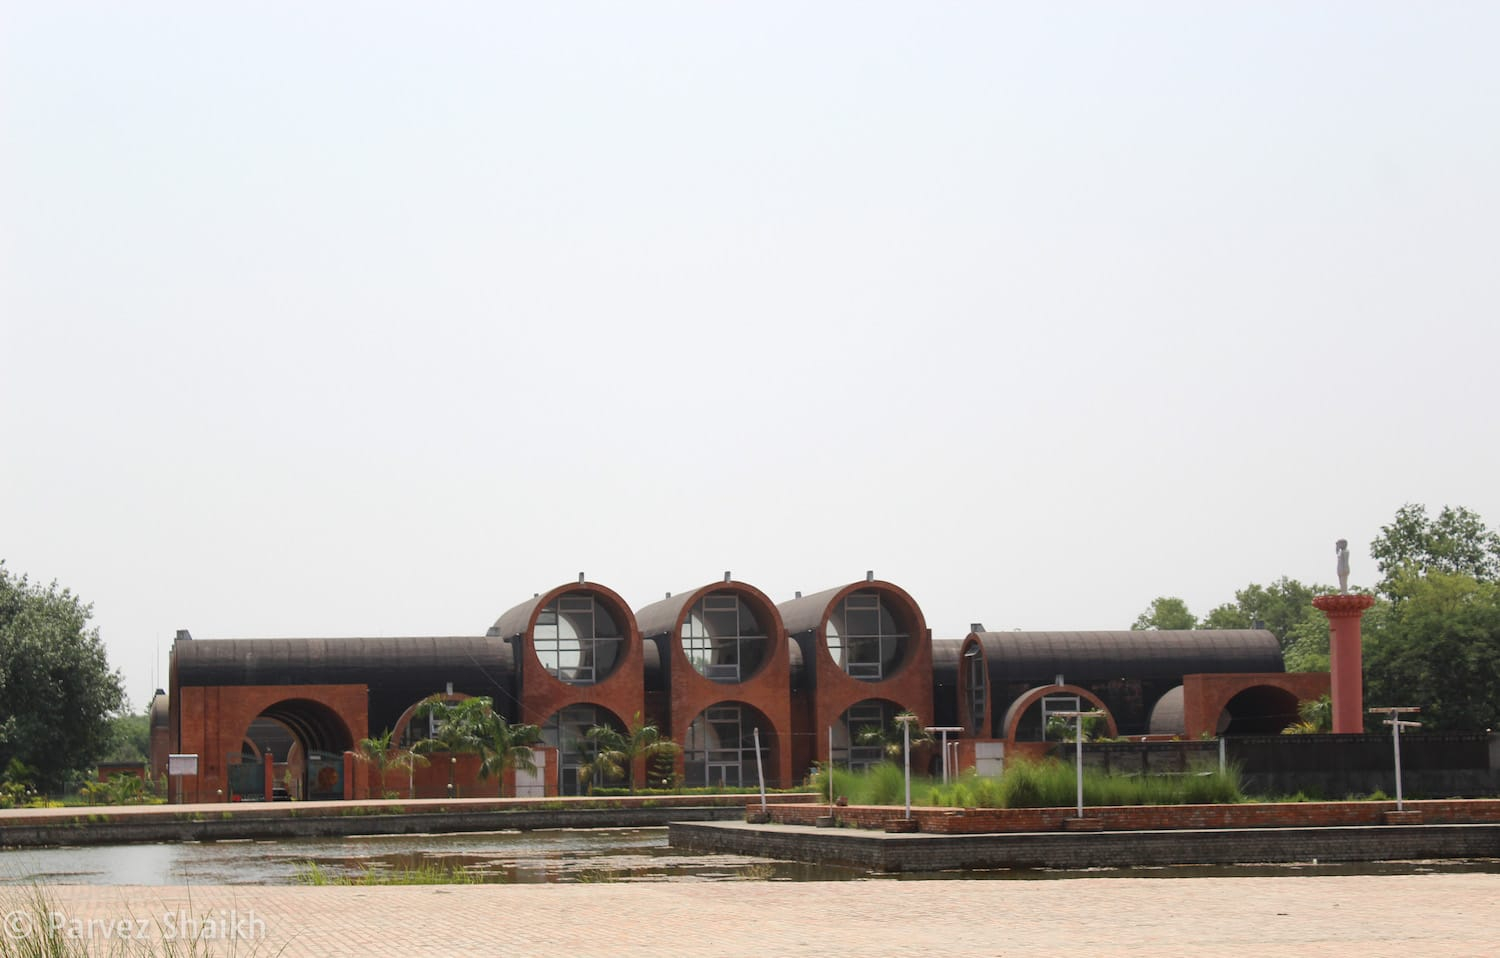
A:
[825, 590, 909, 682]
[533, 592, 625, 686]
[680, 592, 768, 683]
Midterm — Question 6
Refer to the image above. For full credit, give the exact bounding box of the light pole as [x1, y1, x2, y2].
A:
[1369, 706, 1421, 812]
[925, 727, 964, 784]
[1053, 710, 1106, 819]
[894, 713, 919, 820]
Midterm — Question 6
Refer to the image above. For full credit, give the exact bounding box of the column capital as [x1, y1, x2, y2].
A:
[1313, 593, 1376, 618]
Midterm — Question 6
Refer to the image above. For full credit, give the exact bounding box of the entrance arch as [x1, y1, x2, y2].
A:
[1218, 685, 1304, 735]
[682, 702, 777, 789]
[1000, 685, 1119, 743]
[236, 698, 354, 801]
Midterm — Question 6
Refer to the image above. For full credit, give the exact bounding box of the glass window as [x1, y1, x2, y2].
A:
[540, 705, 620, 796]
[533, 593, 624, 685]
[833, 700, 898, 772]
[965, 646, 987, 735]
[826, 591, 908, 681]
[679, 592, 768, 683]
[683, 703, 770, 788]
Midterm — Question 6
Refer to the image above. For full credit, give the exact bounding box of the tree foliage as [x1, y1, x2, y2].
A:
[1131, 596, 1197, 631]
[1363, 571, 1500, 731]
[1371, 503, 1500, 598]
[0, 563, 125, 792]
[579, 712, 679, 795]
[412, 695, 542, 793]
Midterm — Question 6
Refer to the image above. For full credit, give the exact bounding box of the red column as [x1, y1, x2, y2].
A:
[1312, 594, 1376, 734]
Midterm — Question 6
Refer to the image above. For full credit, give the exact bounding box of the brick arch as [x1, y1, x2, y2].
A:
[679, 699, 784, 789]
[1000, 685, 1119, 743]
[391, 692, 474, 748]
[1181, 673, 1331, 738]
[239, 697, 356, 757]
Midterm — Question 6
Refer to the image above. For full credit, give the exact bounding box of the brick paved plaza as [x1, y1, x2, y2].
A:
[21, 873, 1500, 957]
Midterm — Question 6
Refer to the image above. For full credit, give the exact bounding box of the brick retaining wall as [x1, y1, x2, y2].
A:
[759, 798, 1500, 834]
[674, 820, 1500, 872]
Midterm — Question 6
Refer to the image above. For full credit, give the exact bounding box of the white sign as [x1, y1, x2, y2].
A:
[168, 754, 199, 776]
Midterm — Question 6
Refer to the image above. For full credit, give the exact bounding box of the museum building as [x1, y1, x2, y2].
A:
[160, 575, 1327, 802]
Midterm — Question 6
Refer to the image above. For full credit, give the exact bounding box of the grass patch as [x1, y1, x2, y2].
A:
[295, 860, 479, 886]
[813, 758, 1244, 809]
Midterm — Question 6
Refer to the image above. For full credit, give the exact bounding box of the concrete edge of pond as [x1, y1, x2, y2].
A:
[0, 802, 782, 848]
[668, 819, 1500, 872]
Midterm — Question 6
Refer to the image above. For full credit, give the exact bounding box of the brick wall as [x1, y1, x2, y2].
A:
[758, 798, 1500, 834]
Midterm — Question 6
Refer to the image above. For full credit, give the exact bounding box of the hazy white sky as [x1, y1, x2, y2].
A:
[3, 3, 1496, 708]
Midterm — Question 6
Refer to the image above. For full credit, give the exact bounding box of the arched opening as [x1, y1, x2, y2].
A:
[1001, 686, 1119, 743]
[233, 699, 353, 802]
[1218, 686, 1304, 735]
[680, 593, 769, 683]
[825, 590, 911, 681]
[682, 702, 776, 788]
[534, 592, 626, 685]
[834, 698, 907, 772]
[538, 704, 625, 796]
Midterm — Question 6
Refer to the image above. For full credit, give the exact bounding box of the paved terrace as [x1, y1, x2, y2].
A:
[19, 874, 1500, 957]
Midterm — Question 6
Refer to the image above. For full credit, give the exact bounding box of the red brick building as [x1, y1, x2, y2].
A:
[162, 577, 1328, 801]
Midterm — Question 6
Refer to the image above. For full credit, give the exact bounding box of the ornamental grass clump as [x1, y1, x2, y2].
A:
[835, 758, 1243, 809]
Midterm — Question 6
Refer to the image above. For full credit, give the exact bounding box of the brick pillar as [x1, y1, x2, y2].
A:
[1313, 593, 1376, 733]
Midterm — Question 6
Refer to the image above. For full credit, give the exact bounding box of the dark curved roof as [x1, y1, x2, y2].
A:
[634, 591, 697, 640]
[149, 691, 170, 729]
[490, 581, 640, 643]
[174, 636, 513, 689]
[930, 638, 965, 728]
[968, 630, 1283, 686]
[777, 585, 847, 636]
[776, 579, 927, 637]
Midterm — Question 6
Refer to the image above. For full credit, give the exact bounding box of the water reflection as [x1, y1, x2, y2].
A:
[3, 828, 1497, 886]
[0, 828, 853, 886]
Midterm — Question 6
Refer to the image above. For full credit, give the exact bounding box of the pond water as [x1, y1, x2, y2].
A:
[3, 828, 1497, 886]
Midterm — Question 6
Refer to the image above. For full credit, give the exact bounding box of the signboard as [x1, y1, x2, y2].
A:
[168, 753, 199, 776]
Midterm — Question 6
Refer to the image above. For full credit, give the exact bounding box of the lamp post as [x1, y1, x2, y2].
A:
[1369, 706, 1421, 812]
[1052, 710, 1106, 819]
[448, 755, 457, 798]
[925, 727, 964, 784]
[894, 713, 919, 820]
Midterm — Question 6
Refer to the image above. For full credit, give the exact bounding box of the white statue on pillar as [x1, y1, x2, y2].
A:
[1336, 539, 1350, 593]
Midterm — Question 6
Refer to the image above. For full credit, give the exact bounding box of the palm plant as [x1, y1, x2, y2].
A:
[412, 695, 541, 796]
[354, 727, 430, 799]
[855, 711, 933, 760]
[579, 712, 679, 795]
[472, 708, 542, 782]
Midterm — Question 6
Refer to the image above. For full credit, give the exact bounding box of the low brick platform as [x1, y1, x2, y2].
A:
[758, 797, 1500, 833]
[674, 819, 1500, 871]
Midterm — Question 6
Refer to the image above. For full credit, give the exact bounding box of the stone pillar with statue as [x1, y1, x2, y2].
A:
[1313, 538, 1375, 734]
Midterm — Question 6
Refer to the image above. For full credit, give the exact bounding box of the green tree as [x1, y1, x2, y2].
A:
[412, 696, 540, 796]
[579, 712, 679, 795]
[354, 727, 430, 800]
[0, 563, 125, 792]
[855, 712, 933, 759]
[1370, 503, 1500, 598]
[471, 709, 542, 783]
[1199, 577, 1333, 667]
[1131, 597, 1197, 631]
[1362, 571, 1500, 731]
[103, 711, 151, 764]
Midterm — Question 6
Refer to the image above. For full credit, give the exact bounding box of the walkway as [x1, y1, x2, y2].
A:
[18, 873, 1500, 957]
